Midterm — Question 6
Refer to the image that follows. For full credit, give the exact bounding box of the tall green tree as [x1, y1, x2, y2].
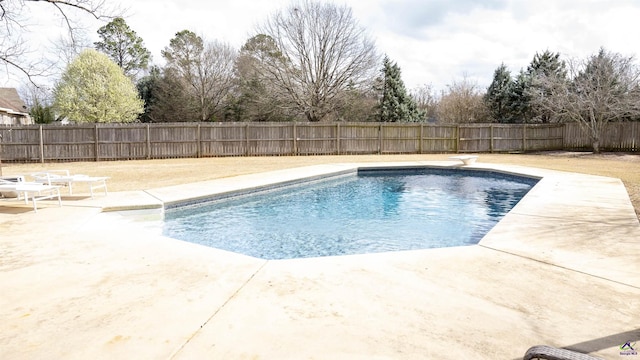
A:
[161, 30, 203, 80]
[526, 50, 567, 123]
[378, 56, 422, 122]
[94, 17, 151, 79]
[484, 63, 513, 122]
[507, 70, 532, 123]
[136, 66, 162, 122]
[53, 49, 144, 123]
[527, 50, 567, 79]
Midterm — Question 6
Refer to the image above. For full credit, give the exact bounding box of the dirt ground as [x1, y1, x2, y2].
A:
[2, 152, 639, 218]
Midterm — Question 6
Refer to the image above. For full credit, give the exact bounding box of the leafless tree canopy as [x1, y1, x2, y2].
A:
[0, 0, 115, 85]
[256, 0, 379, 122]
[529, 48, 640, 152]
[437, 75, 489, 124]
[191, 41, 237, 121]
[411, 84, 438, 122]
[234, 34, 293, 121]
[157, 31, 237, 122]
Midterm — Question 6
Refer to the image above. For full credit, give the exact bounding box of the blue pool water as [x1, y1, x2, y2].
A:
[163, 168, 538, 260]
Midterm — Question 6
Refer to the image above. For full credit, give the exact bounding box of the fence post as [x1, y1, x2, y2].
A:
[522, 124, 527, 152]
[93, 124, 99, 161]
[146, 124, 151, 159]
[378, 123, 383, 154]
[455, 125, 460, 153]
[196, 123, 201, 158]
[419, 124, 423, 154]
[490, 124, 494, 153]
[39, 125, 45, 163]
[293, 122, 298, 155]
[336, 123, 340, 155]
[245, 123, 250, 156]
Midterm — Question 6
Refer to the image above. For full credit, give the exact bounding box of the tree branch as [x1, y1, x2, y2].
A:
[1, 0, 116, 85]
[26, 0, 108, 20]
[1, 55, 40, 84]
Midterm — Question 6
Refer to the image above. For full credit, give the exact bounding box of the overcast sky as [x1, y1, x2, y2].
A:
[5, 0, 640, 93]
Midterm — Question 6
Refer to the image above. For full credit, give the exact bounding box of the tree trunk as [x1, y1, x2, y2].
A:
[592, 140, 600, 154]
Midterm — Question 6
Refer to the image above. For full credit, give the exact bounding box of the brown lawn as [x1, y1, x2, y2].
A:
[2, 152, 639, 218]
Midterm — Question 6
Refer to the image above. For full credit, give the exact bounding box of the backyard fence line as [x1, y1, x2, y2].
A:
[0, 122, 637, 163]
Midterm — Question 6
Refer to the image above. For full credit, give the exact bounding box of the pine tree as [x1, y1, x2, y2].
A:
[507, 70, 532, 123]
[94, 17, 151, 79]
[378, 56, 422, 122]
[527, 50, 567, 79]
[526, 50, 567, 123]
[484, 63, 513, 122]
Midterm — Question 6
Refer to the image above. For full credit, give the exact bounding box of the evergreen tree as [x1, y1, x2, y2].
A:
[526, 50, 567, 123]
[484, 63, 513, 122]
[507, 70, 532, 123]
[136, 66, 162, 122]
[378, 56, 422, 122]
[527, 50, 567, 79]
[94, 17, 151, 79]
[29, 103, 56, 124]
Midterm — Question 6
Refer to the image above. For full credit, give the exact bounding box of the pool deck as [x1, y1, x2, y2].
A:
[1, 161, 639, 359]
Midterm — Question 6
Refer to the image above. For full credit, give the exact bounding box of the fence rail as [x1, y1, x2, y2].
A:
[0, 122, 637, 162]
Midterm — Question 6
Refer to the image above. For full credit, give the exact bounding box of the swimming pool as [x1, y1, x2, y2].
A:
[163, 167, 538, 260]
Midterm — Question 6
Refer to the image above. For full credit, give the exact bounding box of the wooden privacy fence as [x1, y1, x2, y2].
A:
[0, 122, 637, 163]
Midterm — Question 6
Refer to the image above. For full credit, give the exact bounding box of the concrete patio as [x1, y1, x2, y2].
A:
[1, 161, 639, 359]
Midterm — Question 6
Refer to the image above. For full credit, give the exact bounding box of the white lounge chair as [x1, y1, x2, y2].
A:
[0, 175, 25, 198]
[0, 179, 62, 212]
[32, 170, 109, 198]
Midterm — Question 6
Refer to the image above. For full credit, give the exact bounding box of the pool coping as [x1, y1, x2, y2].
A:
[134, 161, 639, 288]
[2, 160, 639, 359]
[138, 161, 544, 210]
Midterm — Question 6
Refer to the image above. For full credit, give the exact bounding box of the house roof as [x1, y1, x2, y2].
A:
[0, 87, 29, 115]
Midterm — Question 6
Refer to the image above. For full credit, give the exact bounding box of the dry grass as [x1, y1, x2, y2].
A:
[2, 152, 639, 217]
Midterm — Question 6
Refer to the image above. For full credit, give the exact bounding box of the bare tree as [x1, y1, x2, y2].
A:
[436, 75, 489, 124]
[195, 40, 237, 121]
[233, 34, 294, 121]
[256, 0, 379, 122]
[156, 30, 237, 122]
[530, 48, 640, 153]
[0, 0, 115, 85]
[412, 84, 438, 122]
